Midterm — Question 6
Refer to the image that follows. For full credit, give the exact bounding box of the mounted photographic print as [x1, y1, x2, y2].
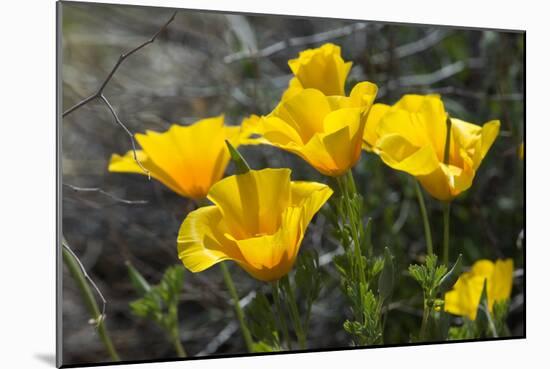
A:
[57, 0, 525, 367]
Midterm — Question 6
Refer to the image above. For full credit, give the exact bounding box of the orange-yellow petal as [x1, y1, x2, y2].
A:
[207, 168, 292, 239]
[444, 258, 514, 320]
[377, 135, 440, 176]
[110, 115, 239, 199]
[231, 206, 303, 281]
[287, 43, 352, 96]
[274, 89, 332, 143]
[177, 206, 244, 272]
[290, 181, 334, 229]
[363, 103, 390, 150]
[177, 169, 332, 282]
[367, 94, 500, 201]
[108, 150, 187, 197]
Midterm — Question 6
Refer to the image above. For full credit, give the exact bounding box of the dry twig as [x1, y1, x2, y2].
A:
[62, 237, 108, 324]
[64, 183, 148, 205]
[224, 22, 370, 63]
[370, 29, 450, 64]
[62, 11, 177, 177]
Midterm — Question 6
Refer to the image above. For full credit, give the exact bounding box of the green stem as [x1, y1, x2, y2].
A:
[281, 276, 306, 350]
[62, 247, 120, 361]
[442, 115, 453, 266]
[482, 303, 499, 338]
[340, 172, 367, 288]
[220, 262, 254, 352]
[170, 326, 187, 357]
[272, 281, 292, 350]
[444, 115, 452, 165]
[414, 180, 433, 256]
[443, 202, 451, 266]
[419, 298, 430, 341]
[346, 170, 358, 194]
[336, 172, 368, 329]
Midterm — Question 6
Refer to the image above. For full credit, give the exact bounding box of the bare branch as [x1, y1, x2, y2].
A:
[224, 22, 369, 63]
[62, 11, 177, 117]
[392, 85, 524, 101]
[397, 58, 483, 87]
[99, 94, 151, 179]
[370, 29, 450, 64]
[513, 268, 524, 278]
[62, 238, 108, 326]
[197, 321, 239, 356]
[64, 183, 148, 205]
[378, 58, 485, 98]
[509, 293, 524, 313]
[391, 199, 411, 234]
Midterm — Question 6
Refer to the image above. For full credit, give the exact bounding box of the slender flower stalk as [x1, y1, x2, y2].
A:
[482, 302, 499, 338]
[62, 247, 120, 361]
[442, 203, 451, 266]
[193, 198, 254, 352]
[414, 180, 433, 256]
[272, 281, 292, 349]
[442, 116, 452, 265]
[170, 326, 187, 357]
[179, 166, 332, 352]
[419, 297, 430, 340]
[220, 262, 254, 352]
[337, 171, 367, 287]
[281, 275, 307, 349]
[333, 170, 387, 346]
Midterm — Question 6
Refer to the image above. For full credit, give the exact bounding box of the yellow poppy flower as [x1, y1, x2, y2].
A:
[243, 82, 378, 177]
[108, 115, 241, 200]
[177, 168, 333, 282]
[363, 95, 500, 201]
[282, 43, 353, 100]
[444, 259, 513, 321]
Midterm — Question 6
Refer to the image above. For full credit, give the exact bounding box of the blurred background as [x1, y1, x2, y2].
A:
[61, 1, 525, 365]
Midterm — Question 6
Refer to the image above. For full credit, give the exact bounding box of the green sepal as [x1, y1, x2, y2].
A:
[439, 254, 463, 293]
[474, 278, 489, 327]
[225, 139, 250, 174]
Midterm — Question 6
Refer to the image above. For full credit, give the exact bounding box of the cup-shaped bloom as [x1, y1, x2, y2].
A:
[444, 259, 514, 320]
[243, 82, 378, 177]
[363, 95, 500, 201]
[108, 116, 242, 200]
[177, 168, 333, 282]
[282, 43, 353, 100]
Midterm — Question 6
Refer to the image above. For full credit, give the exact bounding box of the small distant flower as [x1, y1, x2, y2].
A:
[177, 168, 333, 282]
[282, 43, 353, 100]
[363, 94, 500, 201]
[518, 142, 524, 160]
[243, 82, 378, 176]
[108, 116, 242, 200]
[444, 259, 514, 320]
